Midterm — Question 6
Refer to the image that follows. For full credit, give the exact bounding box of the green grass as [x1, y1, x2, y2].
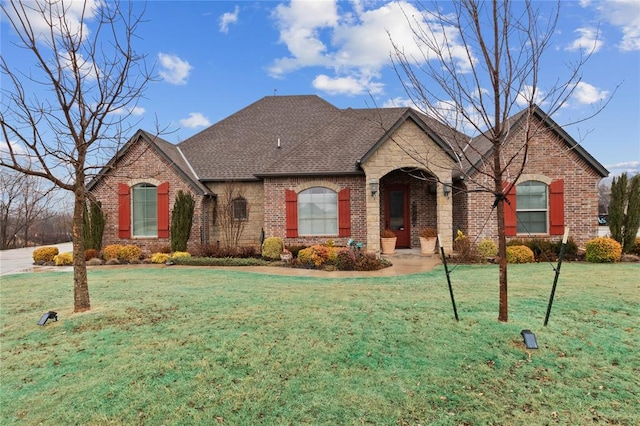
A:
[1, 263, 638, 425]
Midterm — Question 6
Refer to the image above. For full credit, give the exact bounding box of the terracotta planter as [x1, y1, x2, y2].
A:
[381, 237, 397, 254]
[419, 236, 437, 255]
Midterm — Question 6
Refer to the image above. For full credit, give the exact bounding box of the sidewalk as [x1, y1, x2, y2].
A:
[0, 245, 441, 277]
[0, 242, 73, 276]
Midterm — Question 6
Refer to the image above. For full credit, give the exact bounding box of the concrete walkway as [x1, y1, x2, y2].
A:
[0, 244, 441, 278]
[0, 242, 73, 276]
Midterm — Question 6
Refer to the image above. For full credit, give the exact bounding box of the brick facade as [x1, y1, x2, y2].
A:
[462, 120, 602, 247]
[90, 139, 206, 254]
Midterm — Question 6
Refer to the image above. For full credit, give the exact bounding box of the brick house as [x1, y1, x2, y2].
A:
[87, 95, 608, 254]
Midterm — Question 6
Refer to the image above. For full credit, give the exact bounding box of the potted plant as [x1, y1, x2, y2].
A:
[419, 227, 438, 254]
[380, 229, 397, 254]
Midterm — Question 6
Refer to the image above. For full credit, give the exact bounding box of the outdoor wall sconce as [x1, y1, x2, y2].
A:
[443, 181, 452, 197]
[38, 311, 58, 326]
[369, 178, 379, 197]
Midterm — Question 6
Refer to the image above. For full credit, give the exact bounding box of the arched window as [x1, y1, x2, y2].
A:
[516, 181, 548, 233]
[132, 183, 158, 237]
[232, 197, 248, 220]
[298, 187, 338, 235]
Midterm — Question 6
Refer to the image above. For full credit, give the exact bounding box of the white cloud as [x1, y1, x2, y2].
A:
[515, 85, 547, 107]
[566, 27, 603, 53]
[573, 81, 609, 104]
[219, 6, 239, 34]
[591, 0, 640, 51]
[269, 1, 472, 97]
[179, 112, 211, 128]
[108, 105, 146, 116]
[2, 0, 100, 43]
[129, 106, 146, 116]
[312, 74, 383, 96]
[158, 53, 192, 85]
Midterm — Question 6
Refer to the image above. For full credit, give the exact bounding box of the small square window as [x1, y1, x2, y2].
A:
[232, 198, 247, 220]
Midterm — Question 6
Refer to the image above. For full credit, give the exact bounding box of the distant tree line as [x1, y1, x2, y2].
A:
[0, 169, 72, 250]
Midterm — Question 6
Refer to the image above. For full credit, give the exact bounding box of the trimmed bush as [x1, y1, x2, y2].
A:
[261, 237, 284, 260]
[171, 251, 191, 260]
[33, 246, 59, 263]
[297, 245, 339, 267]
[170, 190, 195, 252]
[506, 245, 535, 264]
[477, 239, 498, 258]
[335, 248, 357, 271]
[150, 253, 171, 264]
[355, 253, 388, 271]
[585, 237, 622, 263]
[631, 237, 640, 256]
[84, 249, 99, 261]
[102, 244, 142, 262]
[53, 252, 73, 266]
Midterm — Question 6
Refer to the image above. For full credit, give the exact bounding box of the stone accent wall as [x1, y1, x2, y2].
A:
[263, 175, 367, 248]
[464, 120, 603, 247]
[90, 139, 205, 254]
[205, 181, 265, 248]
[361, 119, 456, 251]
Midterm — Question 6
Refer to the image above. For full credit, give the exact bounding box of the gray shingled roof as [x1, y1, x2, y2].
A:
[178, 95, 343, 181]
[86, 130, 208, 194]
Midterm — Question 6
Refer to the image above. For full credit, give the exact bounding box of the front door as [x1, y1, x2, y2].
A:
[385, 184, 410, 247]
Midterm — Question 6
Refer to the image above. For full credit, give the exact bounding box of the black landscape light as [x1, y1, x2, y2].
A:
[520, 329, 538, 349]
[38, 311, 58, 326]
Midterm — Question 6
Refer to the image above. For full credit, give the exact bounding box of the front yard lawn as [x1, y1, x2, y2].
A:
[1, 263, 638, 425]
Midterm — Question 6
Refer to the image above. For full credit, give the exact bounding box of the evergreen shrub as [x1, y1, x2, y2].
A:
[585, 237, 622, 263]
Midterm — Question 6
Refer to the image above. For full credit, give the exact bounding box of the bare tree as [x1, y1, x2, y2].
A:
[0, 168, 56, 249]
[1, 0, 151, 312]
[390, 0, 607, 321]
[216, 183, 250, 251]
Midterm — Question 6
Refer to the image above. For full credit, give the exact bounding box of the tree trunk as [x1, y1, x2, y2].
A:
[497, 192, 508, 322]
[72, 181, 90, 312]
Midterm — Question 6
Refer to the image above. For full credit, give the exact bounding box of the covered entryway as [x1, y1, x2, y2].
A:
[385, 184, 411, 247]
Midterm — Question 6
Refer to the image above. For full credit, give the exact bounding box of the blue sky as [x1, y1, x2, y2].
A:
[2, 0, 639, 177]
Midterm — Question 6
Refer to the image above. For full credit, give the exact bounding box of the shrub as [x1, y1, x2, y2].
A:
[585, 237, 622, 263]
[53, 252, 73, 266]
[297, 245, 339, 267]
[84, 249, 99, 261]
[150, 253, 171, 264]
[381, 229, 396, 238]
[170, 190, 195, 252]
[419, 227, 437, 238]
[33, 246, 59, 263]
[261, 237, 284, 260]
[632, 238, 640, 256]
[477, 239, 498, 258]
[355, 253, 388, 271]
[287, 245, 308, 258]
[83, 198, 106, 251]
[102, 244, 142, 262]
[171, 251, 191, 260]
[335, 248, 357, 271]
[506, 245, 535, 264]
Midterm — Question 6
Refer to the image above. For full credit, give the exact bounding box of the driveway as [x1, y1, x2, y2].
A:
[0, 242, 73, 276]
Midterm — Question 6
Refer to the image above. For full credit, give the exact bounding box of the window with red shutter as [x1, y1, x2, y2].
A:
[285, 189, 298, 238]
[338, 188, 351, 237]
[157, 182, 170, 238]
[118, 183, 131, 239]
[503, 182, 517, 236]
[549, 179, 565, 235]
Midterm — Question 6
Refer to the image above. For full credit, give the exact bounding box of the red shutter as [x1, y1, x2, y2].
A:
[118, 183, 131, 239]
[503, 182, 517, 236]
[549, 179, 564, 235]
[157, 182, 170, 238]
[285, 189, 298, 238]
[338, 188, 351, 237]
